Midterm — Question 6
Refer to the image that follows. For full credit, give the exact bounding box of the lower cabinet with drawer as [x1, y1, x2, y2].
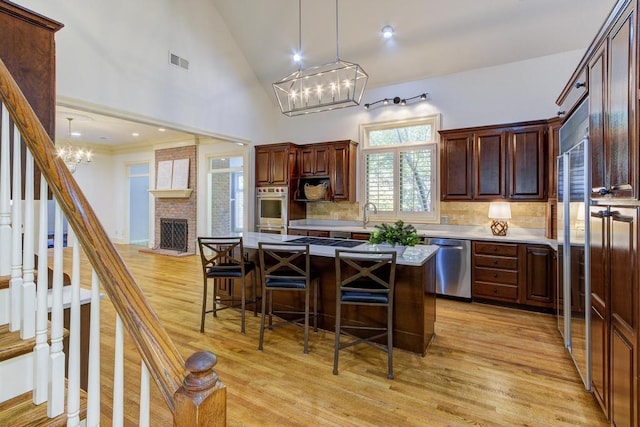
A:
[472, 241, 556, 310]
[472, 241, 519, 303]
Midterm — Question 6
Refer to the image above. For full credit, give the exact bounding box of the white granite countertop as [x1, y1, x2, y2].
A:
[241, 231, 438, 267]
[288, 220, 557, 249]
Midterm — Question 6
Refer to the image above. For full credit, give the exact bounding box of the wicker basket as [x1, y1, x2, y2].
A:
[304, 182, 328, 200]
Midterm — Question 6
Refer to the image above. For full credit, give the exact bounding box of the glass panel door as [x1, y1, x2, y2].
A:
[128, 163, 150, 247]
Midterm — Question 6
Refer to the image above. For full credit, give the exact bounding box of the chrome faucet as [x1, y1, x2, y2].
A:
[362, 202, 378, 229]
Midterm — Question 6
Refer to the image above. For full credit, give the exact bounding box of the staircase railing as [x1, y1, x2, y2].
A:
[0, 55, 226, 425]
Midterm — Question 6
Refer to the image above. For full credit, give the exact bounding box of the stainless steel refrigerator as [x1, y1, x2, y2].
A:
[557, 98, 591, 389]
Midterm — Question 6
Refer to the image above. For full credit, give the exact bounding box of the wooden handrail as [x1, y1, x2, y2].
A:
[0, 56, 224, 422]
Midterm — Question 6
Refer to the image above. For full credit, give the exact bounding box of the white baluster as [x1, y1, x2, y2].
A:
[113, 315, 124, 427]
[87, 269, 101, 427]
[21, 148, 36, 339]
[9, 124, 23, 332]
[66, 243, 81, 425]
[0, 104, 11, 279]
[48, 202, 65, 417]
[139, 362, 150, 427]
[33, 177, 49, 405]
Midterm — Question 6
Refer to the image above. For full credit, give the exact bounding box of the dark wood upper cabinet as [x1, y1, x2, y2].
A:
[299, 144, 329, 177]
[255, 143, 296, 186]
[474, 130, 505, 199]
[328, 141, 356, 202]
[605, 6, 635, 199]
[440, 132, 473, 200]
[547, 117, 560, 200]
[260, 140, 357, 202]
[507, 125, 546, 200]
[589, 42, 607, 197]
[440, 120, 548, 201]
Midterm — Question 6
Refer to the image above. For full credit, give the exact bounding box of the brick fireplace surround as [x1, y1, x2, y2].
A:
[153, 145, 197, 254]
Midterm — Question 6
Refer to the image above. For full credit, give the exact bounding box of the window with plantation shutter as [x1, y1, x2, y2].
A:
[360, 115, 440, 222]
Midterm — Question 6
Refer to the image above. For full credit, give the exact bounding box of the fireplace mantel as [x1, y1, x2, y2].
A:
[149, 189, 193, 198]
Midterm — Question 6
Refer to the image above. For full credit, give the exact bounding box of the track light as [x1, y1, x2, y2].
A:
[363, 93, 428, 110]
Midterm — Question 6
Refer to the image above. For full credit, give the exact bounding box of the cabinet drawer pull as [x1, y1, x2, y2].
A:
[574, 81, 586, 89]
[492, 260, 498, 265]
[493, 288, 498, 294]
[493, 273, 498, 278]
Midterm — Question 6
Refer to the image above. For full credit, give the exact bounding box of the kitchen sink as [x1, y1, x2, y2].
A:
[285, 237, 365, 248]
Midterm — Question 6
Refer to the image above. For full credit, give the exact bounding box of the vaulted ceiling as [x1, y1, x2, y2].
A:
[56, 0, 616, 147]
[212, 0, 616, 92]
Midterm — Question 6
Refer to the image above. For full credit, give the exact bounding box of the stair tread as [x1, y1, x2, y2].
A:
[0, 323, 69, 364]
[0, 385, 87, 427]
[0, 324, 35, 362]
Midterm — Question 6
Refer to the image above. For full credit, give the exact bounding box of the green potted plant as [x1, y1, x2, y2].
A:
[368, 220, 420, 255]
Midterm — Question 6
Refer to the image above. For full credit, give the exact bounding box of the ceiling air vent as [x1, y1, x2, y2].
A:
[168, 52, 189, 70]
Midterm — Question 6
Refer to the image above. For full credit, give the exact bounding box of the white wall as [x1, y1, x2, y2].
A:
[13, 0, 277, 145]
[70, 151, 117, 238]
[271, 50, 584, 144]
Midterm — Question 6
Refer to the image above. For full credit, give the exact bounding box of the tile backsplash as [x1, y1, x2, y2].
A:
[306, 201, 546, 229]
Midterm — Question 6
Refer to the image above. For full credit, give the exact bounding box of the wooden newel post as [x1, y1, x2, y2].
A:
[174, 350, 227, 426]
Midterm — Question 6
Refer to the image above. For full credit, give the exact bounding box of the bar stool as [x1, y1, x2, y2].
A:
[333, 249, 397, 379]
[197, 236, 258, 334]
[258, 242, 318, 354]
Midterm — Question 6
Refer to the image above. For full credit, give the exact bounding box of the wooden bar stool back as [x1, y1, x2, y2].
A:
[258, 242, 318, 354]
[334, 249, 397, 379]
[197, 236, 258, 334]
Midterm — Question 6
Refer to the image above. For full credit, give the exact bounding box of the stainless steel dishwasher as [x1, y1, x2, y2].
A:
[424, 238, 471, 300]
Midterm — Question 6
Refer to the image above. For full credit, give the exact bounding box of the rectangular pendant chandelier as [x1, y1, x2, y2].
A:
[273, 59, 368, 116]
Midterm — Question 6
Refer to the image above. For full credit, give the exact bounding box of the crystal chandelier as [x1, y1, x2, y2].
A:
[57, 117, 91, 174]
[273, 0, 368, 116]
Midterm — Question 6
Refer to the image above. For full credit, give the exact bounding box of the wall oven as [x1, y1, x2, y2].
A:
[256, 186, 288, 234]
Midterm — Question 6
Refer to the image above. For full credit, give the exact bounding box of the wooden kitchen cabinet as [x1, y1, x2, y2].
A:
[472, 241, 556, 310]
[328, 140, 357, 202]
[547, 118, 560, 200]
[440, 132, 473, 200]
[350, 232, 371, 241]
[474, 129, 506, 199]
[507, 125, 546, 200]
[556, 67, 588, 120]
[294, 140, 357, 202]
[589, 206, 638, 425]
[255, 143, 297, 186]
[440, 120, 548, 201]
[590, 3, 636, 200]
[589, 41, 606, 199]
[299, 144, 329, 177]
[472, 241, 519, 303]
[287, 228, 308, 236]
[557, 1, 640, 423]
[521, 244, 554, 308]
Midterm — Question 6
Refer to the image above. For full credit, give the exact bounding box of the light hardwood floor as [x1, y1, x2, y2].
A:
[65, 244, 608, 426]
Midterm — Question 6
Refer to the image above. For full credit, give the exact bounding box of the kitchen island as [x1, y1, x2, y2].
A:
[241, 232, 438, 355]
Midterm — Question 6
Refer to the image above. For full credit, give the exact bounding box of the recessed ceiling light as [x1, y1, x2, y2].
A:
[132, 132, 140, 137]
[293, 52, 302, 63]
[381, 25, 394, 39]
[71, 131, 82, 137]
[158, 128, 166, 132]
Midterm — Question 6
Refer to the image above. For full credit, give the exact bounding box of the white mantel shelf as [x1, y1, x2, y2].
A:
[148, 189, 193, 198]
